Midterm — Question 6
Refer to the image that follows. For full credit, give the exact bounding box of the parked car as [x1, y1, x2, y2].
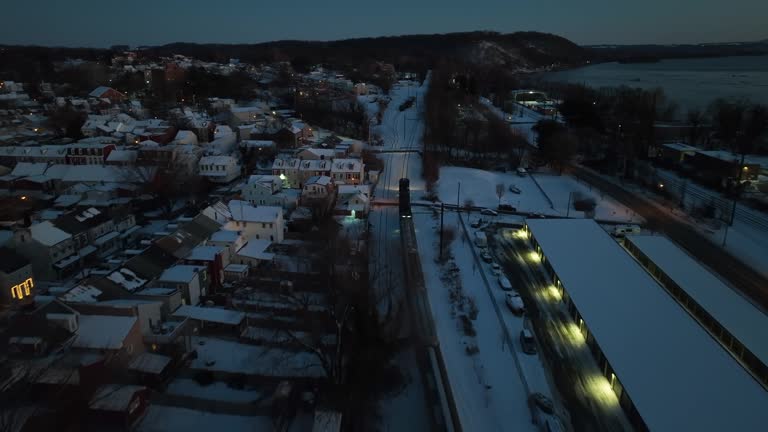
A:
[498, 203, 516, 212]
[498, 275, 513, 291]
[612, 224, 642, 238]
[480, 208, 498, 216]
[508, 184, 522, 194]
[505, 293, 525, 314]
[474, 231, 488, 248]
[520, 329, 537, 354]
[481, 252, 493, 263]
[529, 392, 554, 414]
[516, 167, 528, 177]
[470, 219, 483, 228]
[491, 262, 501, 275]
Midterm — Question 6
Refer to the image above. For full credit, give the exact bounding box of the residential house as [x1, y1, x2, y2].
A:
[336, 185, 371, 216]
[272, 157, 301, 188]
[171, 305, 245, 335]
[72, 312, 144, 365]
[183, 245, 228, 293]
[208, 229, 246, 257]
[302, 175, 335, 201]
[330, 158, 364, 185]
[65, 142, 116, 165]
[226, 200, 284, 242]
[298, 159, 332, 187]
[157, 265, 207, 306]
[13, 221, 77, 280]
[105, 149, 138, 166]
[241, 174, 288, 207]
[88, 385, 149, 430]
[296, 148, 336, 161]
[233, 239, 274, 268]
[0, 247, 34, 306]
[198, 155, 240, 184]
[88, 86, 126, 103]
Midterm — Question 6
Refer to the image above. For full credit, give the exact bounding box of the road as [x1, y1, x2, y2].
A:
[572, 166, 768, 310]
[489, 228, 633, 432]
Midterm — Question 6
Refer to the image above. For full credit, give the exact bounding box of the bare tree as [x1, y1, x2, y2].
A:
[495, 183, 505, 206]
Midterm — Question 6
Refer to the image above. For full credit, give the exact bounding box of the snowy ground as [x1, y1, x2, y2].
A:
[412, 209, 559, 432]
[166, 379, 264, 403]
[602, 176, 768, 277]
[190, 336, 324, 378]
[137, 406, 272, 432]
[436, 166, 642, 223]
[378, 350, 432, 432]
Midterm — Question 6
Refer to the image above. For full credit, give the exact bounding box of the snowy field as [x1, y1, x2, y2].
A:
[166, 379, 264, 403]
[412, 210, 559, 432]
[436, 166, 641, 223]
[137, 406, 272, 432]
[190, 336, 324, 378]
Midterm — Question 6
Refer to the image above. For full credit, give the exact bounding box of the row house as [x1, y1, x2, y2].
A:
[299, 159, 332, 187]
[226, 200, 284, 243]
[13, 221, 78, 281]
[65, 143, 117, 165]
[0, 145, 68, 166]
[198, 155, 240, 184]
[272, 158, 302, 188]
[330, 158, 364, 185]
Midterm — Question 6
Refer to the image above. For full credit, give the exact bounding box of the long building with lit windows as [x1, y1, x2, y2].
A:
[623, 235, 768, 387]
[522, 218, 768, 432]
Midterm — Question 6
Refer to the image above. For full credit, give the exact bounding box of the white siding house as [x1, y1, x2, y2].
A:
[226, 200, 284, 243]
[198, 155, 240, 184]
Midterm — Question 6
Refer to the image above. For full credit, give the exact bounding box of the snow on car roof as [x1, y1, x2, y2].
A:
[525, 218, 768, 432]
[626, 235, 768, 369]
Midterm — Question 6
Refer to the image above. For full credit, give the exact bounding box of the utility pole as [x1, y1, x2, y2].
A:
[457, 181, 461, 211]
[439, 203, 445, 259]
[723, 153, 746, 247]
[566, 192, 573, 217]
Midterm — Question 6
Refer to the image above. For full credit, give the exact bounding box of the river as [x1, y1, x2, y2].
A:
[541, 55, 768, 113]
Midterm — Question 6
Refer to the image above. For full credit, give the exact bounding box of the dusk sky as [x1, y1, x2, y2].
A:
[1, 0, 766, 47]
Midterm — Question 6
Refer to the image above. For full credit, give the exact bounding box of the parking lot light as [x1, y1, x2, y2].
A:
[528, 251, 541, 263]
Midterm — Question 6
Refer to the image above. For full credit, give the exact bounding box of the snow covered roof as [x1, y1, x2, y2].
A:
[272, 157, 300, 170]
[107, 267, 148, 292]
[159, 265, 204, 283]
[210, 229, 240, 243]
[525, 218, 768, 431]
[89, 384, 145, 411]
[662, 142, 698, 152]
[88, 86, 121, 98]
[10, 162, 48, 177]
[299, 159, 331, 171]
[59, 284, 101, 303]
[30, 221, 71, 246]
[128, 352, 171, 374]
[240, 140, 275, 148]
[74, 315, 137, 349]
[106, 149, 137, 163]
[236, 239, 273, 260]
[199, 155, 237, 166]
[626, 235, 768, 369]
[337, 185, 370, 197]
[228, 200, 281, 223]
[185, 245, 224, 262]
[330, 158, 362, 173]
[172, 305, 245, 325]
[305, 175, 332, 186]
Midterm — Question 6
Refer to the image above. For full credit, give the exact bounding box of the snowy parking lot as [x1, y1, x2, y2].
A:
[435, 166, 642, 223]
[412, 209, 563, 432]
